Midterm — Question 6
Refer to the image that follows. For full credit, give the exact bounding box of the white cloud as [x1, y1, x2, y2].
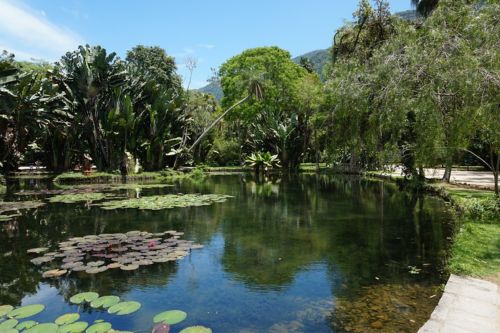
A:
[197, 43, 215, 49]
[0, 0, 83, 61]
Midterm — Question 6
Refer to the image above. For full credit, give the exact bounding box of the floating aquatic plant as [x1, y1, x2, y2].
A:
[28, 230, 203, 277]
[97, 193, 233, 210]
[90, 296, 120, 309]
[179, 326, 213, 333]
[86, 322, 112, 333]
[107, 301, 141, 315]
[8, 304, 45, 319]
[59, 321, 88, 333]
[153, 310, 187, 325]
[48, 193, 108, 204]
[69, 292, 99, 304]
[0, 305, 13, 316]
[0, 201, 45, 222]
[15, 320, 38, 330]
[0, 299, 212, 333]
[54, 313, 79, 325]
[111, 184, 174, 190]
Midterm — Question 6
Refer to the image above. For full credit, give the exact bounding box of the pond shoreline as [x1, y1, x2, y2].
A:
[364, 171, 500, 332]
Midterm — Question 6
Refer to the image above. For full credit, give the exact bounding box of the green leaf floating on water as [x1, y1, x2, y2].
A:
[153, 310, 187, 325]
[60, 321, 89, 333]
[49, 193, 107, 204]
[8, 304, 45, 319]
[25, 323, 59, 333]
[85, 322, 112, 333]
[16, 320, 38, 330]
[179, 326, 213, 333]
[107, 301, 141, 315]
[0, 305, 13, 317]
[0, 329, 18, 333]
[90, 296, 120, 309]
[97, 194, 233, 210]
[69, 292, 99, 304]
[55, 313, 80, 325]
[0, 319, 18, 329]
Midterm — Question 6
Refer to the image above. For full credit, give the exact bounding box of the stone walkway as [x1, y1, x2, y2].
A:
[419, 274, 500, 333]
[381, 167, 495, 190]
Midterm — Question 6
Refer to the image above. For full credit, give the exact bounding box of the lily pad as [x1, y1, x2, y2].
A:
[55, 313, 80, 325]
[179, 326, 212, 333]
[60, 321, 89, 333]
[69, 292, 99, 304]
[97, 194, 233, 211]
[25, 323, 59, 333]
[27, 248, 48, 254]
[48, 193, 107, 204]
[8, 304, 45, 319]
[15, 320, 38, 330]
[153, 310, 187, 325]
[0, 305, 13, 317]
[42, 269, 67, 278]
[107, 301, 141, 315]
[90, 296, 120, 309]
[85, 322, 112, 333]
[0, 319, 18, 329]
[0, 329, 18, 333]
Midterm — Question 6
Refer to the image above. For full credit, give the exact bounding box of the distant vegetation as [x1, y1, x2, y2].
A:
[0, 0, 498, 193]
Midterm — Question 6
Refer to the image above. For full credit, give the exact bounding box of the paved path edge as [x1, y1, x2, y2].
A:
[418, 274, 500, 333]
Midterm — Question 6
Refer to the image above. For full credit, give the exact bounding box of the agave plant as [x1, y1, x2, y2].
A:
[244, 152, 280, 174]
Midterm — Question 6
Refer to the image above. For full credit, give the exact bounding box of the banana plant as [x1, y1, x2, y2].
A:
[1, 52, 68, 171]
[54, 45, 128, 171]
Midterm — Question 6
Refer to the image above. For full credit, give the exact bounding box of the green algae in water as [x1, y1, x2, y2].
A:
[48, 193, 108, 204]
[97, 194, 233, 210]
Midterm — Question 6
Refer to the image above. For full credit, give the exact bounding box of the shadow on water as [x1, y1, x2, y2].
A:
[0, 174, 453, 332]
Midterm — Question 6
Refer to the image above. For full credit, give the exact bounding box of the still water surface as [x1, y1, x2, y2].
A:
[0, 174, 453, 332]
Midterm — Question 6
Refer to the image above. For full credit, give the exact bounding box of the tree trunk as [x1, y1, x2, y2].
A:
[493, 151, 499, 196]
[442, 158, 453, 182]
[189, 95, 249, 153]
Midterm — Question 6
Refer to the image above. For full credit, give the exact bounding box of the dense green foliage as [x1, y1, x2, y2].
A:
[0, 0, 498, 193]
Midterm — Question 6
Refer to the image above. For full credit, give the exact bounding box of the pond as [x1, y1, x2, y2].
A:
[0, 174, 453, 333]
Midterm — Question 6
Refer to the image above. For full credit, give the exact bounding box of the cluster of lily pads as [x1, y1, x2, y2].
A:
[0, 201, 45, 222]
[28, 230, 204, 277]
[0, 291, 211, 333]
[96, 194, 233, 211]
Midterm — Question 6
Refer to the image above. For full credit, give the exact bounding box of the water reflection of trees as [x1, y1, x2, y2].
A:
[214, 174, 453, 294]
[0, 174, 453, 309]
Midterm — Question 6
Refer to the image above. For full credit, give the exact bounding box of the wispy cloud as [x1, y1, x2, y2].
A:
[197, 43, 215, 49]
[0, 0, 83, 61]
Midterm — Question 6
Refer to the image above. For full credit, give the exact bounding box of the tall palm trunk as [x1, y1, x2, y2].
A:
[188, 94, 250, 153]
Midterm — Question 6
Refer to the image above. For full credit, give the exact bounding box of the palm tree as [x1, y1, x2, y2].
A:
[187, 71, 265, 153]
[411, 0, 439, 17]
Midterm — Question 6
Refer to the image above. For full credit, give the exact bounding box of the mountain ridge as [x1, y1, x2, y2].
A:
[198, 10, 417, 101]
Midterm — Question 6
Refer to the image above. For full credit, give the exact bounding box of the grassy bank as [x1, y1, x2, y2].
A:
[428, 184, 500, 277]
[366, 170, 499, 277]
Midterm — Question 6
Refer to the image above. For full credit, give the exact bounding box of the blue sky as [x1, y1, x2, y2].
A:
[0, 0, 411, 88]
